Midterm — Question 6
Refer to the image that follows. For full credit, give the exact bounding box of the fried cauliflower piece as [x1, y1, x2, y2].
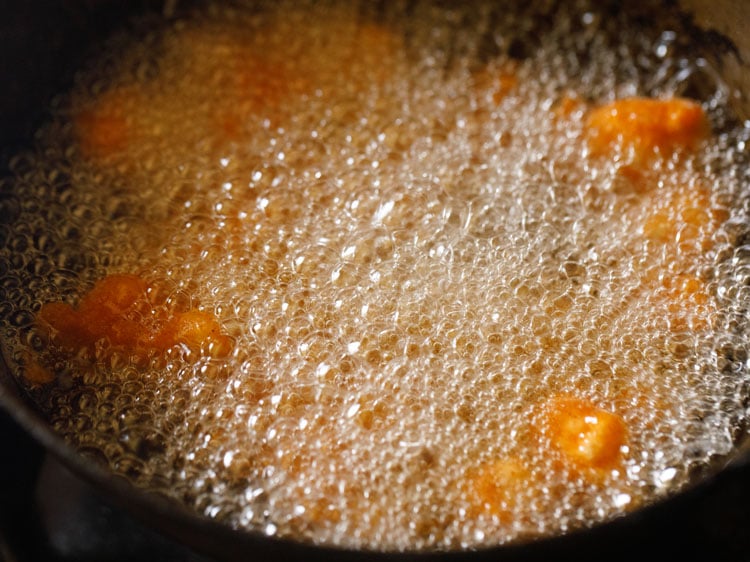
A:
[658, 273, 716, 332]
[586, 97, 709, 162]
[152, 309, 233, 358]
[543, 396, 627, 474]
[37, 274, 149, 352]
[467, 456, 532, 522]
[348, 22, 405, 87]
[35, 274, 232, 378]
[472, 61, 519, 106]
[641, 184, 729, 253]
[74, 87, 140, 162]
[21, 354, 56, 386]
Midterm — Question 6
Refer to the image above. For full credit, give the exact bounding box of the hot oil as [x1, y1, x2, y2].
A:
[1, 0, 750, 551]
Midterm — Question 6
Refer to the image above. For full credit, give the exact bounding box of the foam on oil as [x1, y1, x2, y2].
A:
[2, 0, 750, 551]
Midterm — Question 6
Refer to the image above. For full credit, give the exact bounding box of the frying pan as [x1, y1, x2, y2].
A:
[1, 1, 750, 560]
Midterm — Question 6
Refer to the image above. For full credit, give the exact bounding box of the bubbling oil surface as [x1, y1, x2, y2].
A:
[2, 0, 750, 552]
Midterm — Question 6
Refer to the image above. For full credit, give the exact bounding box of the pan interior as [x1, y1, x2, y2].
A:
[1, 0, 750, 552]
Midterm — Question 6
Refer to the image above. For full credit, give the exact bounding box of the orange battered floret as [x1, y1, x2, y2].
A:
[321, 21, 406, 92]
[660, 274, 715, 332]
[74, 87, 136, 161]
[552, 93, 586, 120]
[473, 63, 519, 105]
[350, 23, 404, 85]
[36, 274, 232, 371]
[586, 97, 709, 162]
[641, 184, 729, 252]
[218, 56, 309, 138]
[663, 274, 709, 304]
[543, 396, 627, 473]
[22, 355, 56, 386]
[152, 309, 233, 357]
[237, 58, 302, 104]
[468, 457, 531, 521]
[37, 274, 149, 351]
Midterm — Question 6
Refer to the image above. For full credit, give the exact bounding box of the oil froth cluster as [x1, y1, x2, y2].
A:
[1, 0, 750, 552]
